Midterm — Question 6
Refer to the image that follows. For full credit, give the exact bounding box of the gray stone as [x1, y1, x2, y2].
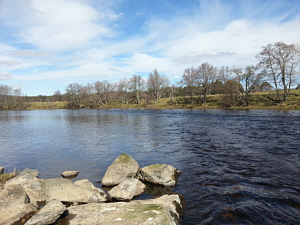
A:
[61, 171, 79, 178]
[57, 194, 185, 225]
[42, 178, 106, 204]
[142, 164, 181, 187]
[102, 153, 141, 186]
[5, 168, 45, 206]
[0, 184, 37, 225]
[108, 178, 146, 201]
[25, 199, 66, 225]
[0, 166, 4, 174]
[74, 179, 108, 202]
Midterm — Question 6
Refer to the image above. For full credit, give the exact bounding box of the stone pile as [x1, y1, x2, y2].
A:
[0, 153, 184, 225]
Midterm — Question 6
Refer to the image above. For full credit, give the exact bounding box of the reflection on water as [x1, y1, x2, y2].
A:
[0, 109, 299, 224]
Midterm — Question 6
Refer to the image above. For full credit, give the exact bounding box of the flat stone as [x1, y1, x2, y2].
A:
[5, 168, 45, 206]
[74, 179, 108, 202]
[42, 178, 106, 204]
[142, 164, 181, 187]
[108, 178, 146, 201]
[0, 184, 37, 225]
[25, 199, 66, 225]
[61, 171, 79, 178]
[102, 153, 141, 186]
[57, 194, 185, 225]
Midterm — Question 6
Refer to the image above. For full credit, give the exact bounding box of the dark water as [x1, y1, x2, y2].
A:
[1, 109, 299, 224]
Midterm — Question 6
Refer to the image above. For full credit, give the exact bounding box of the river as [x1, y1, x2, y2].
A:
[0, 109, 299, 224]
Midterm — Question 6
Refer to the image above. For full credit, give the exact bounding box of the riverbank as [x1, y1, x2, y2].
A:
[22, 90, 300, 110]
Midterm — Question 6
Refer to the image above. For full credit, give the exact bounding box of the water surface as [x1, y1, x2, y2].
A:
[0, 109, 299, 224]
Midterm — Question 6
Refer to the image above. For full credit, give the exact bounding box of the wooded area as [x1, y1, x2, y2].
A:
[1, 42, 299, 110]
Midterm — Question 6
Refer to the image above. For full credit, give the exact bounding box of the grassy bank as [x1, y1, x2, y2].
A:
[24, 90, 300, 110]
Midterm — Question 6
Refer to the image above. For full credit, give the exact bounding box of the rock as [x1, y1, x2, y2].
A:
[61, 171, 79, 179]
[134, 194, 186, 220]
[0, 166, 4, 174]
[108, 178, 146, 201]
[142, 164, 181, 187]
[5, 168, 45, 206]
[57, 194, 185, 225]
[0, 184, 37, 225]
[102, 153, 141, 186]
[25, 199, 67, 225]
[74, 179, 108, 202]
[42, 178, 107, 204]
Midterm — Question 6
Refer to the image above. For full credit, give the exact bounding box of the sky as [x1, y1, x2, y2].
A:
[0, 0, 300, 96]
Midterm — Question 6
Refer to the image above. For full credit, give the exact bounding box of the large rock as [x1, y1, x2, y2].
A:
[57, 194, 185, 225]
[25, 199, 66, 225]
[142, 164, 181, 187]
[134, 194, 186, 221]
[5, 168, 45, 206]
[42, 178, 107, 204]
[102, 153, 141, 186]
[61, 171, 79, 179]
[74, 179, 108, 202]
[0, 184, 37, 225]
[108, 178, 146, 201]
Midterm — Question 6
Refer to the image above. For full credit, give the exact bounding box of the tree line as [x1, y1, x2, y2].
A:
[1, 42, 299, 110]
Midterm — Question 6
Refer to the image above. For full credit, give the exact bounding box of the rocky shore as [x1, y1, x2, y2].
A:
[0, 153, 185, 225]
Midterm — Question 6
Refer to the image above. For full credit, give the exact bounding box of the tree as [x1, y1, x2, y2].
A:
[257, 42, 300, 101]
[65, 83, 83, 107]
[180, 67, 198, 102]
[147, 69, 169, 104]
[232, 65, 258, 105]
[117, 78, 129, 104]
[129, 75, 145, 104]
[222, 79, 244, 107]
[53, 90, 62, 101]
[197, 62, 217, 104]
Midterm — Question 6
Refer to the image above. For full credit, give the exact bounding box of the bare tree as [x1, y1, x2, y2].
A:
[180, 67, 198, 103]
[117, 78, 129, 104]
[53, 90, 62, 101]
[147, 69, 169, 104]
[65, 83, 83, 107]
[197, 62, 217, 104]
[256, 42, 300, 101]
[129, 75, 145, 104]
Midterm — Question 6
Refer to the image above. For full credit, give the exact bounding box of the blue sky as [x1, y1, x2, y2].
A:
[0, 0, 300, 96]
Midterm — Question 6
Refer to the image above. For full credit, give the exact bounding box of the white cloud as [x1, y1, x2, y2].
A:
[0, 72, 12, 80]
[1, 0, 300, 95]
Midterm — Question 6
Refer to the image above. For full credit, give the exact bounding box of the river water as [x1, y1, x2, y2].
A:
[0, 109, 299, 224]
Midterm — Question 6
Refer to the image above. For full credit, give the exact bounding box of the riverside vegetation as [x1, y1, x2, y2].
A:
[16, 89, 300, 110]
[1, 42, 299, 110]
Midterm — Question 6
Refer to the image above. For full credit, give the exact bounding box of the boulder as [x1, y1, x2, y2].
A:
[74, 179, 108, 202]
[102, 153, 141, 186]
[57, 194, 185, 225]
[108, 178, 146, 201]
[0, 184, 37, 225]
[42, 178, 107, 204]
[5, 168, 45, 206]
[25, 199, 67, 225]
[134, 194, 186, 220]
[0, 166, 4, 174]
[61, 171, 79, 179]
[142, 164, 181, 187]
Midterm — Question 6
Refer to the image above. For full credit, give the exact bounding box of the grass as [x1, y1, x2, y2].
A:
[24, 90, 300, 110]
[0, 167, 19, 183]
[24, 101, 68, 110]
